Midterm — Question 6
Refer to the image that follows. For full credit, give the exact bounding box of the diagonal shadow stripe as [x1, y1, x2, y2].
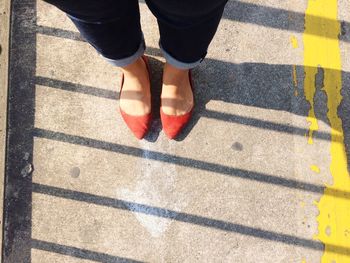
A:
[202, 109, 335, 142]
[31, 239, 145, 263]
[32, 183, 350, 256]
[36, 25, 84, 42]
[36, 76, 119, 100]
[32, 128, 350, 200]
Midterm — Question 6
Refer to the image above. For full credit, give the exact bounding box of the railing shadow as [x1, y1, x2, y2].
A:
[4, 0, 350, 262]
[33, 183, 350, 256]
[31, 239, 144, 263]
[33, 127, 350, 201]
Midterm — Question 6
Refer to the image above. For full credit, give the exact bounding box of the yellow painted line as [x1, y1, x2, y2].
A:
[290, 36, 299, 96]
[310, 165, 321, 174]
[292, 65, 298, 92]
[290, 35, 299, 49]
[304, 0, 350, 261]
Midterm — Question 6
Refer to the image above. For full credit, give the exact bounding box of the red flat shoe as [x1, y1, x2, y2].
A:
[160, 70, 194, 139]
[119, 55, 152, 139]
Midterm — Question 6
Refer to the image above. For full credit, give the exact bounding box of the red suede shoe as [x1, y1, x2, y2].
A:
[160, 70, 194, 139]
[119, 55, 152, 140]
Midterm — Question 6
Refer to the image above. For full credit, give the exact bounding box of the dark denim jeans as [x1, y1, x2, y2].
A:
[44, 0, 228, 68]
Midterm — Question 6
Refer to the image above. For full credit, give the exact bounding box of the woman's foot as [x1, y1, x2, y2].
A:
[160, 63, 194, 139]
[119, 56, 151, 116]
[119, 56, 152, 139]
[161, 63, 194, 116]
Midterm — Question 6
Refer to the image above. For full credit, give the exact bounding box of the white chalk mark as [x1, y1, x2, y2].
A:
[118, 139, 187, 237]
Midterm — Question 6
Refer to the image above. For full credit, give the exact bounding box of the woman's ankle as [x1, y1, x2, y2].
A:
[161, 63, 193, 115]
[163, 63, 189, 85]
[119, 56, 151, 115]
[120, 57, 147, 78]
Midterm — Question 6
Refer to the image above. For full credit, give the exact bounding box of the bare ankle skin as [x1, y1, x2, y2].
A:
[161, 63, 194, 116]
[119, 57, 151, 116]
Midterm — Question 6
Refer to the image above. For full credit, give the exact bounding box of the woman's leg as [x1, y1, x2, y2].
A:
[146, 0, 228, 115]
[43, 0, 151, 116]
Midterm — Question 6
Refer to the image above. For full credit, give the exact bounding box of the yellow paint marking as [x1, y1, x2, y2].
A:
[290, 35, 299, 49]
[294, 89, 299, 97]
[300, 201, 306, 208]
[292, 65, 298, 96]
[304, 0, 350, 261]
[306, 117, 318, 145]
[310, 165, 320, 174]
[292, 65, 298, 86]
[290, 36, 299, 96]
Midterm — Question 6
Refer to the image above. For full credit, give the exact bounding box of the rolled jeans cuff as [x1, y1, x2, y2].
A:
[103, 37, 146, 67]
[159, 42, 203, 69]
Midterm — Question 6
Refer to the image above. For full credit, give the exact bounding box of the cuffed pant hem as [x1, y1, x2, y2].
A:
[103, 37, 146, 67]
[159, 42, 203, 70]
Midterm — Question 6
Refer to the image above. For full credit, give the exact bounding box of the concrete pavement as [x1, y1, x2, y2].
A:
[2, 0, 350, 262]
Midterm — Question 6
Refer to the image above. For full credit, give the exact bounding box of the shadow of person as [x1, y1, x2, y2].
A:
[193, 59, 350, 163]
[146, 50, 350, 174]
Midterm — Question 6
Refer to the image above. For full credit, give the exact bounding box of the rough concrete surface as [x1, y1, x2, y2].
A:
[2, 0, 350, 262]
[0, 0, 11, 262]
